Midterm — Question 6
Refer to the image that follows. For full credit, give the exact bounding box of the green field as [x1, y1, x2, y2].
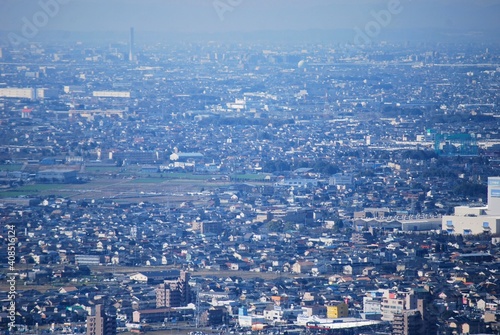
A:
[0, 164, 23, 171]
[0, 184, 66, 198]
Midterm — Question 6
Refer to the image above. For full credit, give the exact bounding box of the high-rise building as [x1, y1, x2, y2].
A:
[392, 299, 435, 335]
[129, 27, 135, 62]
[381, 292, 417, 322]
[156, 271, 192, 308]
[392, 310, 424, 335]
[86, 305, 116, 335]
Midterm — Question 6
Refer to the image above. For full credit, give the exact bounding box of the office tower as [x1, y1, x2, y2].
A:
[128, 27, 135, 62]
[86, 304, 116, 335]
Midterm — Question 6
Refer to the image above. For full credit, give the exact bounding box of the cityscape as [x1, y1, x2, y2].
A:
[0, 1, 500, 335]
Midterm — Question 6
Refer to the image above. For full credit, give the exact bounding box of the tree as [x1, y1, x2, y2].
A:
[267, 221, 282, 232]
[332, 219, 344, 233]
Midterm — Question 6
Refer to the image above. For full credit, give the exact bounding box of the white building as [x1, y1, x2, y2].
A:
[93, 90, 131, 98]
[0, 88, 35, 99]
[238, 307, 265, 328]
[275, 178, 319, 188]
[442, 177, 500, 235]
[295, 315, 382, 330]
[488, 177, 500, 215]
[226, 98, 246, 111]
[169, 152, 204, 161]
[380, 292, 416, 322]
[400, 218, 442, 232]
[363, 296, 382, 315]
[263, 305, 303, 323]
[74, 254, 100, 265]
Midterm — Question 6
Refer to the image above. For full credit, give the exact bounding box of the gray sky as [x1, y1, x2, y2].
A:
[1, 0, 499, 37]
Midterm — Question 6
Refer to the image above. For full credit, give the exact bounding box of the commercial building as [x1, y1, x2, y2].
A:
[488, 176, 500, 215]
[238, 307, 265, 328]
[326, 302, 348, 319]
[442, 177, 500, 235]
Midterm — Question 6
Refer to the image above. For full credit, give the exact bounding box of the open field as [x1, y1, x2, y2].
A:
[0, 178, 211, 203]
[0, 170, 272, 204]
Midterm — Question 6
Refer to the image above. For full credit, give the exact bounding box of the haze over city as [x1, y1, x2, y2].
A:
[1, 0, 500, 43]
[0, 1, 500, 335]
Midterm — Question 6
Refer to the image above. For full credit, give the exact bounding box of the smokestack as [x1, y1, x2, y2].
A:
[129, 27, 135, 62]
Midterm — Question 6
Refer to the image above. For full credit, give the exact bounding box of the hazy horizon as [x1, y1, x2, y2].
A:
[1, 0, 499, 44]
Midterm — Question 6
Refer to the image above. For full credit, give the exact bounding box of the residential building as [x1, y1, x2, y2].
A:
[86, 305, 116, 335]
[0, 87, 35, 99]
[392, 310, 424, 335]
[292, 261, 315, 274]
[155, 271, 191, 308]
[381, 293, 417, 322]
